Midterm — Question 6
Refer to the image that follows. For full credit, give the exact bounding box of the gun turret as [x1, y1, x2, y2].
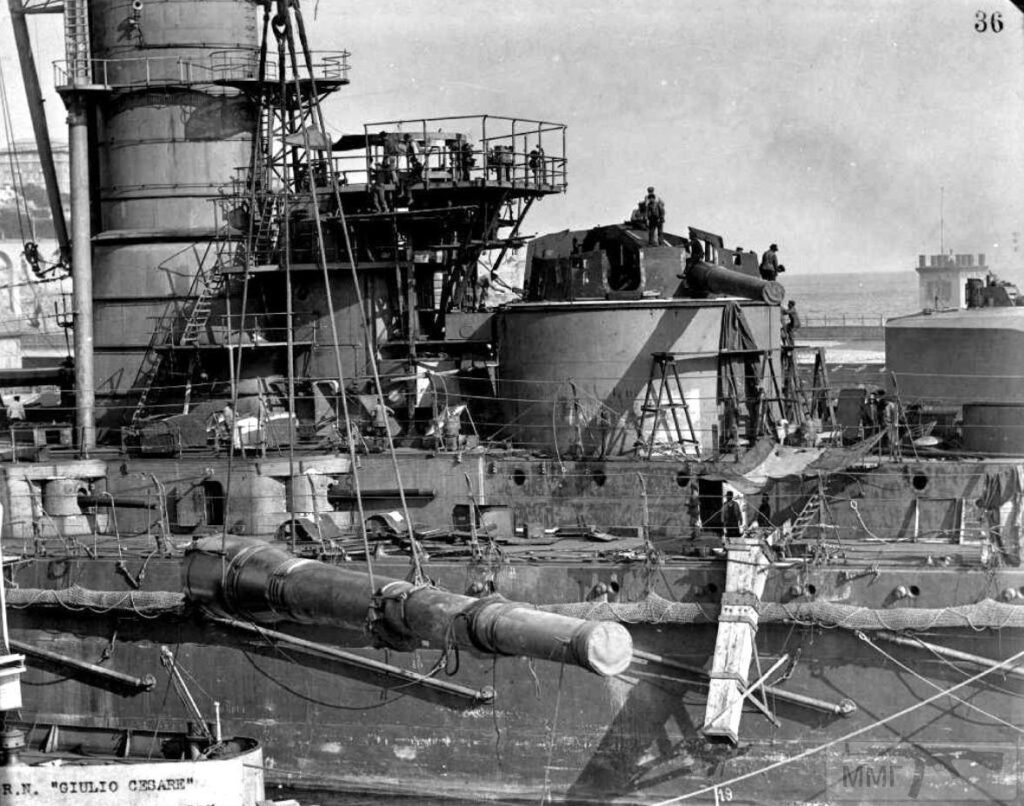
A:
[183, 537, 632, 676]
[687, 260, 784, 304]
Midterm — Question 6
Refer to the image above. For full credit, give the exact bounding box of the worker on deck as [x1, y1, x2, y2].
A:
[443, 409, 462, 452]
[882, 395, 902, 460]
[685, 482, 702, 540]
[723, 491, 743, 539]
[755, 495, 772, 528]
[760, 243, 780, 281]
[644, 186, 665, 246]
[858, 387, 878, 439]
[6, 395, 25, 422]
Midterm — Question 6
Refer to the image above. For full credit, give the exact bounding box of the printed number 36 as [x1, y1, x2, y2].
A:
[975, 11, 1004, 32]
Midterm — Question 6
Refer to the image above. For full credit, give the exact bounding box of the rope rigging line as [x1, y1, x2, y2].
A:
[221, 0, 274, 568]
[649, 644, 1024, 805]
[292, 2, 421, 585]
[285, 1, 378, 589]
[854, 630, 1024, 736]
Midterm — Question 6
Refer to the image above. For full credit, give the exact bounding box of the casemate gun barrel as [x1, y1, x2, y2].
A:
[687, 260, 784, 304]
[183, 537, 631, 676]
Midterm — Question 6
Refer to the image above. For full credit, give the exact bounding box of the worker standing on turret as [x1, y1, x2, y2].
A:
[629, 199, 647, 228]
[645, 186, 665, 246]
[760, 243, 780, 281]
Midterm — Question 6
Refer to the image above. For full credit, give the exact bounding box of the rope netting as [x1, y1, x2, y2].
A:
[7, 585, 186, 616]
[541, 592, 1024, 631]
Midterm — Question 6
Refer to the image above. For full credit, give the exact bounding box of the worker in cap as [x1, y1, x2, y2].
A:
[644, 186, 665, 246]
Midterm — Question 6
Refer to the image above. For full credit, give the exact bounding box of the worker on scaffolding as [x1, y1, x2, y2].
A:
[782, 300, 801, 347]
[368, 162, 390, 213]
[455, 135, 475, 181]
[6, 395, 25, 423]
[528, 144, 546, 184]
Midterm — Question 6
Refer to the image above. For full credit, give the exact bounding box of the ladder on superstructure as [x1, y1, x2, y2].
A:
[783, 482, 842, 557]
[788, 491, 823, 543]
[808, 348, 837, 435]
[128, 195, 280, 424]
[63, 0, 91, 82]
[637, 352, 701, 459]
[129, 257, 226, 425]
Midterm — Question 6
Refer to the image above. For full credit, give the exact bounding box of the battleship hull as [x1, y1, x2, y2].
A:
[8, 555, 1024, 805]
[6, 450, 1024, 805]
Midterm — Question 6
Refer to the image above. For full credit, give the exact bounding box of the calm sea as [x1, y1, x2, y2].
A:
[780, 271, 917, 320]
[783, 266, 1024, 322]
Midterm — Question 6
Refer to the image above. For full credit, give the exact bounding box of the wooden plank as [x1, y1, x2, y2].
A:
[702, 537, 769, 742]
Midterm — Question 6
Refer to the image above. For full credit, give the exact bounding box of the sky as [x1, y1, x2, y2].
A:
[1, 0, 1023, 274]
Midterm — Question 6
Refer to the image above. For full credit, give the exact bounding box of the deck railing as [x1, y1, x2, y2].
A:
[800, 314, 887, 328]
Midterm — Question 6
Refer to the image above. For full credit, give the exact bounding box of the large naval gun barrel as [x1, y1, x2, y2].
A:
[687, 260, 784, 304]
[183, 537, 631, 676]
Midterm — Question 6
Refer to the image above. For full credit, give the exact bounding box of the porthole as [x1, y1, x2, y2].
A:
[593, 468, 607, 487]
[911, 473, 928, 491]
[512, 468, 526, 486]
[675, 469, 690, 488]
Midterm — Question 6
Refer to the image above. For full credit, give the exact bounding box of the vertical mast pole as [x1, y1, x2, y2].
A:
[69, 97, 95, 451]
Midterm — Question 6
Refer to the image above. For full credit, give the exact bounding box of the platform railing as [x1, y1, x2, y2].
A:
[357, 114, 568, 192]
[53, 49, 350, 91]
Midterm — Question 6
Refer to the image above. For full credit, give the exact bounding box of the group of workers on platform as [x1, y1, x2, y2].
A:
[367, 134, 551, 213]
